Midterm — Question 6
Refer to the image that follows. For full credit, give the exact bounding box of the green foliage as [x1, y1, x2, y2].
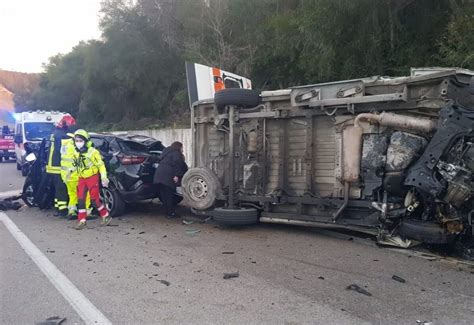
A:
[20, 0, 474, 130]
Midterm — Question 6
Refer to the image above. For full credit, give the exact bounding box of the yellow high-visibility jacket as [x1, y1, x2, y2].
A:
[60, 138, 78, 182]
[75, 146, 107, 180]
[47, 129, 70, 174]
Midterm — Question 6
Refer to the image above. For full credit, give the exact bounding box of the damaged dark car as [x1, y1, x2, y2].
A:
[182, 67, 474, 249]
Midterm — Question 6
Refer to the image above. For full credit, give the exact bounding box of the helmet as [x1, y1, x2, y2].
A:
[74, 129, 90, 141]
[57, 114, 76, 128]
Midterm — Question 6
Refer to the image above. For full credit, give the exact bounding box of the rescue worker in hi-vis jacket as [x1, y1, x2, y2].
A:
[60, 135, 91, 219]
[72, 129, 111, 230]
[46, 114, 76, 216]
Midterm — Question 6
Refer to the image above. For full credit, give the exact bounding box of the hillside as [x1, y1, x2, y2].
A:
[0, 70, 40, 125]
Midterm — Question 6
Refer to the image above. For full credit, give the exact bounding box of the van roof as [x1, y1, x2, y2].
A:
[17, 110, 68, 123]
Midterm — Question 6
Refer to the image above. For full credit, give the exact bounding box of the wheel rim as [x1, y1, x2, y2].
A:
[187, 176, 209, 202]
[101, 188, 114, 211]
[25, 184, 34, 206]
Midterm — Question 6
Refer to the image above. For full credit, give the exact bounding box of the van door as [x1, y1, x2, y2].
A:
[14, 123, 23, 165]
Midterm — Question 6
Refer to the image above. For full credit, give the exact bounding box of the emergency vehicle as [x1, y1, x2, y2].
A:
[185, 62, 252, 104]
[14, 111, 69, 175]
[0, 125, 15, 162]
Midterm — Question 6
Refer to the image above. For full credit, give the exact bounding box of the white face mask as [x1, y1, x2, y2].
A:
[75, 141, 85, 149]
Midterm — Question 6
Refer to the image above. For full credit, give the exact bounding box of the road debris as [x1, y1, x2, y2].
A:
[223, 272, 240, 279]
[185, 229, 201, 236]
[294, 276, 302, 280]
[153, 262, 160, 267]
[318, 276, 325, 280]
[0, 197, 22, 210]
[182, 219, 194, 225]
[346, 284, 372, 296]
[392, 275, 406, 283]
[416, 320, 433, 325]
[35, 316, 66, 325]
[139, 231, 145, 234]
[158, 279, 170, 286]
[222, 251, 235, 255]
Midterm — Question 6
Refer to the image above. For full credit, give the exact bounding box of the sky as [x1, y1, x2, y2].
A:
[0, 0, 102, 73]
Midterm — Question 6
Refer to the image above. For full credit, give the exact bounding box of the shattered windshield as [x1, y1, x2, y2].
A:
[24, 122, 55, 141]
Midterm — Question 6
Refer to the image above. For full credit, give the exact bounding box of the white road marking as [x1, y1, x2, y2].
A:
[0, 212, 112, 325]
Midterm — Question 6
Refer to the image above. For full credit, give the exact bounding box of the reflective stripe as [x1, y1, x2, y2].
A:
[61, 158, 75, 163]
[97, 205, 105, 211]
[46, 166, 61, 174]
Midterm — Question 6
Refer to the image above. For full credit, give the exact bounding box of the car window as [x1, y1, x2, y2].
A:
[118, 139, 147, 153]
[109, 138, 121, 153]
[90, 137, 108, 153]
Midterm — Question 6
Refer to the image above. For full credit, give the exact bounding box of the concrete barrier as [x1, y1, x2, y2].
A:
[112, 128, 193, 165]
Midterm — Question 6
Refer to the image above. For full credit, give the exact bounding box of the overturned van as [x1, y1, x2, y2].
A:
[182, 68, 474, 246]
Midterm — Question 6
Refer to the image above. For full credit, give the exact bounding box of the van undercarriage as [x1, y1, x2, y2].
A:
[183, 68, 474, 248]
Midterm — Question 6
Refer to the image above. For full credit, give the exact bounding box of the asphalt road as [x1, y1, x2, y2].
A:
[1, 161, 473, 324]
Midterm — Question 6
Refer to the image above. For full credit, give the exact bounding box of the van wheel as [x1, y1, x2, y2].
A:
[101, 186, 125, 217]
[214, 89, 261, 108]
[182, 167, 220, 210]
[211, 208, 259, 226]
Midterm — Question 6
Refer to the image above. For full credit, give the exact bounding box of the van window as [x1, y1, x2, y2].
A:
[24, 122, 55, 141]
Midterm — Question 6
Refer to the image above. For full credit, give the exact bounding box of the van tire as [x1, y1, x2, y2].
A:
[214, 89, 261, 108]
[211, 208, 259, 226]
[182, 167, 220, 210]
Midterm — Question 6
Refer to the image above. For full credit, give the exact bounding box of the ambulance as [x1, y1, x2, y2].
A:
[14, 111, 68, 175]
[185, 62, 252, 104]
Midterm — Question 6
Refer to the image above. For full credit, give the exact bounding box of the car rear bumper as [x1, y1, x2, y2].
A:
[120, 182, 158, 203]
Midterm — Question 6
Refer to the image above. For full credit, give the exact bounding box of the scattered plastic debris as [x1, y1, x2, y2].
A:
[182, 219, 194, 225]
[153, 262, 160, 267]
[222, 251, 235, 255]
[294, 276, 302, 280]
[416, 320, 433, 325]
[392, 275, 406, 283]
[346, 284, 372, 296]
[139, 231, 145, 234]
[223, 272, 240, 279]
[318, 276, 325, 280]
[35, 316, 66, 325]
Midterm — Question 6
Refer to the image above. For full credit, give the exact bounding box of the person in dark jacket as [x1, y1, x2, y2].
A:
[154, 141, 188, 218]
[46, 114, 76, 216]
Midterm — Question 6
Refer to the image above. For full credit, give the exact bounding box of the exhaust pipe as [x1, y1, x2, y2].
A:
[354, 112, 436, 133]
